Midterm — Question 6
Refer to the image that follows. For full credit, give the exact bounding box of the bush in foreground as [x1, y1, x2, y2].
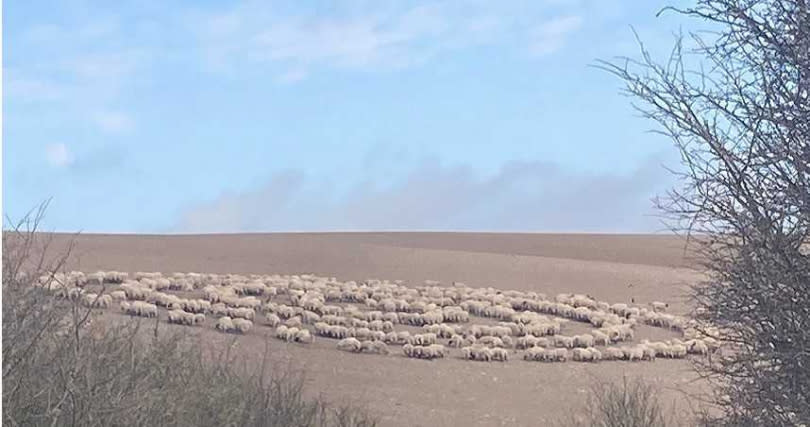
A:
[563, 376, 673, 427]
[2, 203, 377, 427]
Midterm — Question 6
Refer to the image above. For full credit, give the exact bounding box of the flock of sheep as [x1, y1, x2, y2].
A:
[36, 270, 721, 364]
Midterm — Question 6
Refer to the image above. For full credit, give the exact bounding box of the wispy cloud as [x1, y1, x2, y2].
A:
[4, 73, 66, 101]
[194, 2, 586, 76]
[173, 155, 672, 233]
[45, 143, 74, 167]
[528, 15, 583, 56]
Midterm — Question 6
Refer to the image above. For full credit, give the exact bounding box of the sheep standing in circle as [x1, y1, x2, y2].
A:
[337, 337, 363, 353]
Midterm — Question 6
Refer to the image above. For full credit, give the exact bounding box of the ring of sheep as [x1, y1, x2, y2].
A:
[36, 270, 720, 363]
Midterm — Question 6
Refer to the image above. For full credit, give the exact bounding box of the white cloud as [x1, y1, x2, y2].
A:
[174, 155, 673, 233]
[195, 2, 589, 76]
[4, 74, 66, 101]
[93, 111, 135, 133]
[45, 143, 74, 167]
[528, 15, 583, 56]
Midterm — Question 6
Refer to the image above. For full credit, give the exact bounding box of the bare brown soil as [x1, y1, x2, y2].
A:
[45, 232, 706, 426]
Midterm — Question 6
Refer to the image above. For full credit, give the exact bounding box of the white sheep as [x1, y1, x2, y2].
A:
[602, 347, 625, 361]
[685, 339, 709, 355]
[233, 317, 252, 333]
[216, 316, 235, 333]
[360, 340, 389, 355]
[275, 325, 297, 341]
[572, 347, 602, 362]
[264, 313, 281, 327]
[284, 316, 303, 328]
[461, 345, 492, 362]
[408, 333, 438, 346]
[168, 309, 187, 325]
[402, 343, 446, 360]
[516, 335, 550, 349]
[490, 347, 509, 362]
[591, 330, 609, 346]
[337, 337, 363, 352]
[573, 334, 595, 348]
[294, 328, 313, 344]
[523, 346, 567, 362]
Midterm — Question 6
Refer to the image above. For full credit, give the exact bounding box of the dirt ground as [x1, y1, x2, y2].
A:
[45, 232, 707, 426]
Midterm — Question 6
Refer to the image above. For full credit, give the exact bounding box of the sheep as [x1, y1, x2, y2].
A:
[623, 346, 645, 361]
[591, 330, 610, 346]
[263, 313, 281, 327]
[572, 347, 602, 362]
[168, 309, 188, 325]
[490, 347, 509, 362]
[82, 293, 113, 309]
[319, 305, 343, 316]
[121, 301, 158, 318]
[350, 327, 373, 340]
[442, 306, 469, 323]
[554, 335, 575, 349]
[523, 347, 566, 362]
[381, 312, 399, 323]
[516, 335, 550, 349]
[573, 334, 595, 348]
[299, 310, 320, 324]
[461, 345, 492, 362]
[360, 340, 389, 355]
[275, 325, 298, 341]
[685, 339, 709, 355]
[602, 347, 625, 361]
[408, 333, 438, 346]
[294, 328, 313, 344]
[601, 324, 635, 343]
[523, 346, 547, 362]
[216, 316, 236, 333]
[551, 348, 568, 362]
[350, 319, 370, 328]
[233, 317, 253, 334]
[181, 299, 211, 314]
[650, 301, 669, 312]
[321, 315, 348, 326]
[640, 345, 657, 361]
[477, 336, 507, 348]
[421, 310, 444, 325]
[85, 271, 105, 286]
[395, 331, 411, 344]
[210, 303, 229, 317]
[667, 344, 688, 359]
[369, 320, 392, 333]
[284, 316, 303, 329]
[109, 290, 127, 301]
[337, 337, 363, 353]
[422, 323, 456, 338]
[403, 343, 447, 360]
[314, 323, 350, 339]
[119, 283, 151, 301]
[227, 307, 256, 321]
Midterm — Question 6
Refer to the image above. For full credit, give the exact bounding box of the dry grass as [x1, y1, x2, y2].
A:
[563, 376, 674, 427]
[2, 203, 377, 427]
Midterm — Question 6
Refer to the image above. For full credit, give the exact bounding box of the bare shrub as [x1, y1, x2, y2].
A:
[600, 0, 809, 425]
[2, 203, 377, 427]
[563, 377, 673, 427]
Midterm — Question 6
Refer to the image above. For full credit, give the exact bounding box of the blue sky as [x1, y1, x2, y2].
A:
[4, 0, 693, 233]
